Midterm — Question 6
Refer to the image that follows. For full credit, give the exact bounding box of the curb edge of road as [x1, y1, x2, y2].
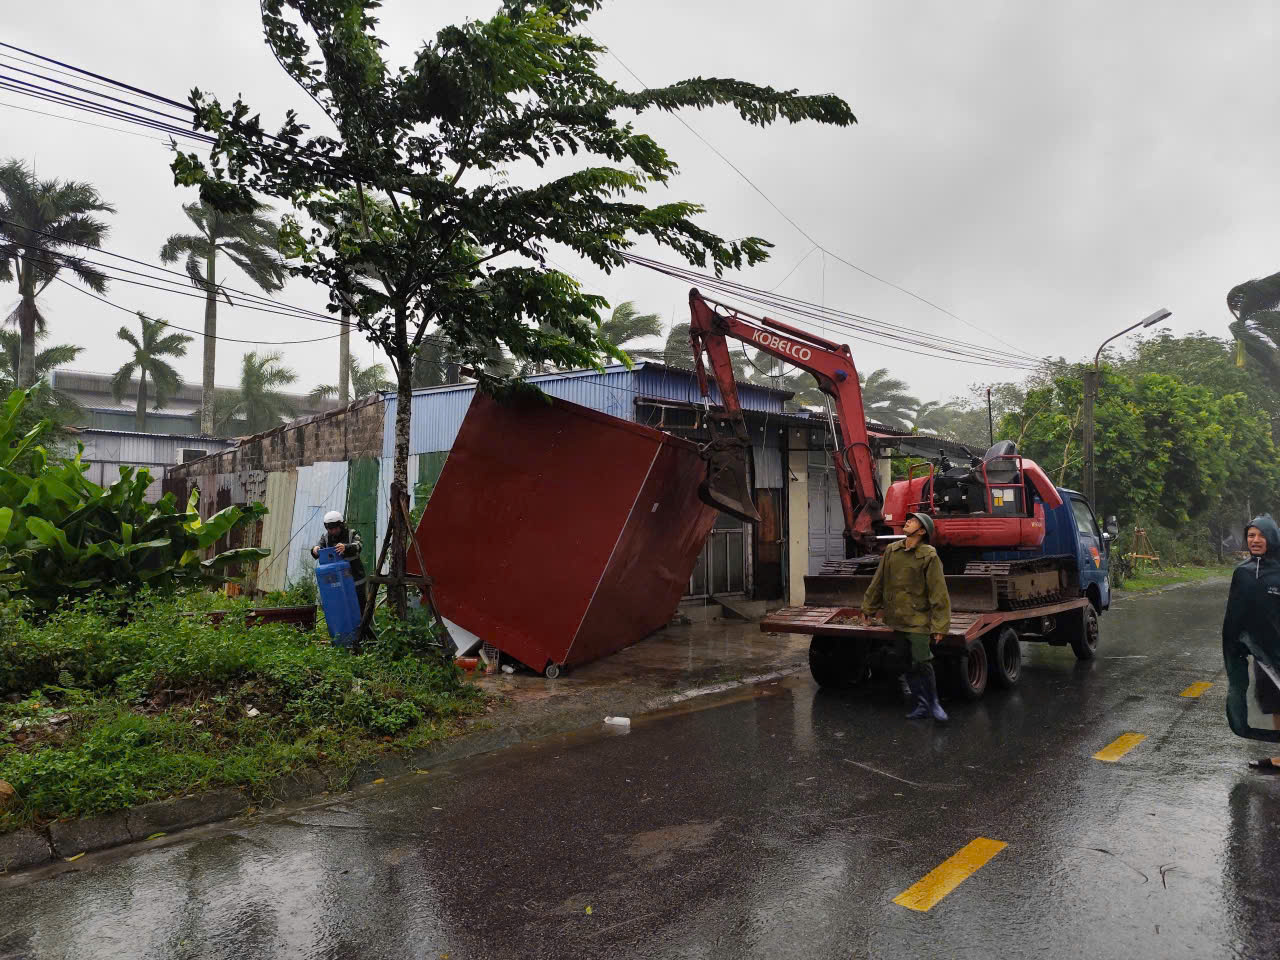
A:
[0, 663, 806, 876]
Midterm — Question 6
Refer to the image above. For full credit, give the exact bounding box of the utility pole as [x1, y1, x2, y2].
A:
[339, 305, 352, 406]
[1084, 308, 1171, 507]
[987, 387, 994, 447]
[1082, 369, 1097, 504]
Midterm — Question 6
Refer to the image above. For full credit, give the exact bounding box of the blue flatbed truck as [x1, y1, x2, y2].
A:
[762, 488, 1116, 699]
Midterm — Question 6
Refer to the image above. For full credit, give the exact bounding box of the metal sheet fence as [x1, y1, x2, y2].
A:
[256, 470, 298, 593]
[286, 461, 350, 586]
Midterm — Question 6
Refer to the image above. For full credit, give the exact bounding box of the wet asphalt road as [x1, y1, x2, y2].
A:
[3, 580, 1278, 960]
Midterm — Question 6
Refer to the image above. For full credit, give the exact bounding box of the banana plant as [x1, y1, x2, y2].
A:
[0, 389, 269, 610]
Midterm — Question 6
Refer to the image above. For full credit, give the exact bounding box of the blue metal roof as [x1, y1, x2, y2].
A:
[381, 362, 789, 457]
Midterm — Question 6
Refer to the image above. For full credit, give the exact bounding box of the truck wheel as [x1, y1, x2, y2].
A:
[951, 643, 988, 700]
[808, 637, 868, 690]
[986, 627, 1022, 689]
[1070, 605, 1100, 661]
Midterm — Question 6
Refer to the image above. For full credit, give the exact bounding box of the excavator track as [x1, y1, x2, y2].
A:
[814, 554, 1076, 612]
[962, 555, 1075, 608]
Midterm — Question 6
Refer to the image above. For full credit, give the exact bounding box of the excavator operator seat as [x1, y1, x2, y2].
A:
[981, 440, 1020, 484]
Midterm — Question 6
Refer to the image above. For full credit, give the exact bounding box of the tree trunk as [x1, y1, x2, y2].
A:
[389, 304, 412, 619]
[339, 306, 351, 406]
[16, 273, 37, 389]
[136, 371, 148, 432]
[200, 252, 217, 435]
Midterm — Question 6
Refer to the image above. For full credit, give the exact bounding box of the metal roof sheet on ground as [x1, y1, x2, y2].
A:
[381, 362, 789, 459]
[285, 461, 350, 586]
[256, 470, 298, 593]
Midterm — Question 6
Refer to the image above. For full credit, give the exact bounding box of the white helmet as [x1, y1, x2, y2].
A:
[323, 510, 344, 525]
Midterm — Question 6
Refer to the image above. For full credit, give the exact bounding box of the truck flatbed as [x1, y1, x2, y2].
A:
[761, 595, 1098, 699]
[762, 595, 1090, 648]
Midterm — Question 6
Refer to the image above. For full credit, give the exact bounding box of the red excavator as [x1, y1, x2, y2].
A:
[688, 287, 1063, 558]
[687, 288, 1111, 696]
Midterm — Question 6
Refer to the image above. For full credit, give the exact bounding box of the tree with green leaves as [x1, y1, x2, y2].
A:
[159, 201, 286, 435]
[215, 350, 298, 436]
[110, 313, 192, 432]
[171, 0, 854, 616]
[1002, 367, 1278, 529]
[0, 159, 113, 389]
[312, 355, 393, 405]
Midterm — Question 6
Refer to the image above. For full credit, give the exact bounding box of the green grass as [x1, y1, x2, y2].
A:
[0, 590, 481, 830]
[1115, 563, 1236, 593]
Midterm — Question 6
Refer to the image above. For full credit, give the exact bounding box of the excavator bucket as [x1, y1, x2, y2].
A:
[699, 439, 761, 523]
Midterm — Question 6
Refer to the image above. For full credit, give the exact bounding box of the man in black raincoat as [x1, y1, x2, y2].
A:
[1222, 514, 1280, 767]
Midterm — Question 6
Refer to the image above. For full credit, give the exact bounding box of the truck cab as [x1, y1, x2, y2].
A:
[1040, 489, 1112, 612]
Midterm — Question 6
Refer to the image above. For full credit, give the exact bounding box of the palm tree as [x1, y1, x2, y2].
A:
[0, 328, 83, 416]
[215, 351, 298, 436]
[599, 302, 664, 361]
[110, 313, 192, 432]
[0, 159, 114, 388]
[159, 200, 286, 435]
[1227, 271, 1280, 383]
[663, 321, 755, 380]
[859, 368, 920, 430]
[911, 399, 963, 436]
[311, 356, 394, 405]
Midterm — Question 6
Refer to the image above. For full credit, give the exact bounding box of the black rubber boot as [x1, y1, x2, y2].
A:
[922, 664, 948, 722]
[905, 673, 929, 719]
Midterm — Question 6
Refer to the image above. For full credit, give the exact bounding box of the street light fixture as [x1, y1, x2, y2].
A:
[1082, 308, 1172, 506]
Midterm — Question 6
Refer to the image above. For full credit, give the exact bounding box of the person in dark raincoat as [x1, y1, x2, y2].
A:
[1221, 514, 1280, 769]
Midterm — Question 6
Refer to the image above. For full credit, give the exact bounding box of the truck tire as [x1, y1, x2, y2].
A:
[986, 627, 1022, 689]
[808, 637, 869, 690]
[1070, 604, 1100, 661]
[950, 643, 988, 700]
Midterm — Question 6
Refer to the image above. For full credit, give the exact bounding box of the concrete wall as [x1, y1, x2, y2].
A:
[166, 395, 386, 483]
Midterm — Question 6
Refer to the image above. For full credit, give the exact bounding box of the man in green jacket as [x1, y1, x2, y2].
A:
[862, 512, 952, 721]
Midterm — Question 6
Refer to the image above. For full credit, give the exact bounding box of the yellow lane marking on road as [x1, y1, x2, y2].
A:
[1180, 681, 1213, 698]
[892, 837, 1008, 912]
[1093, 732, 1147, 762]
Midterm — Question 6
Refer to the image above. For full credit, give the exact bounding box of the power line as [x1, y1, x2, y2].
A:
[620, 253, 1040, 371]
[0, 217, 343, 326]
[595, 36, 1038, 361]
[0, 97, 197, 148]
[53, 276, 343, 346]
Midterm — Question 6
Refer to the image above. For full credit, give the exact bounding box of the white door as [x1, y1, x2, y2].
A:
[807, 451, 844, 575]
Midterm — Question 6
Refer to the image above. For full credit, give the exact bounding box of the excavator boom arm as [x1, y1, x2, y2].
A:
[687, 288, 883, 544]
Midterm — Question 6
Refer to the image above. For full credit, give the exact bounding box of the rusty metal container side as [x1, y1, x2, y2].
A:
[412, 390, 717, 673]
[566, 439, 718, 666]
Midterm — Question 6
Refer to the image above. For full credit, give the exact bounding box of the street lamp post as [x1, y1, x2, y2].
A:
[1082, 308, 1172, 506]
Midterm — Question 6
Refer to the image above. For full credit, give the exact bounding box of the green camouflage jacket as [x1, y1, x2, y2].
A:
[861, 539, 951, 635]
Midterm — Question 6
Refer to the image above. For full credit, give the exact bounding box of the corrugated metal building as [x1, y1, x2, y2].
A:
[76, 429, 235, 501]
[167, 360, 974, 609]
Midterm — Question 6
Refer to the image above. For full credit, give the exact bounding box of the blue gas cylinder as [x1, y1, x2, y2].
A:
[315, 546, 361, 648]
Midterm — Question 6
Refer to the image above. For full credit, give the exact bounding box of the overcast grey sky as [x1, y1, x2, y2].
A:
[5, 1, 1279, 402]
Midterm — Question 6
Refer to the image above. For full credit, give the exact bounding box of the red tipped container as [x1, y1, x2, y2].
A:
[410, 390, 717, 677]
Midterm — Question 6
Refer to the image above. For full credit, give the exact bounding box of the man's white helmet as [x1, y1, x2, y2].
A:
[323, 510, 344, 525]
